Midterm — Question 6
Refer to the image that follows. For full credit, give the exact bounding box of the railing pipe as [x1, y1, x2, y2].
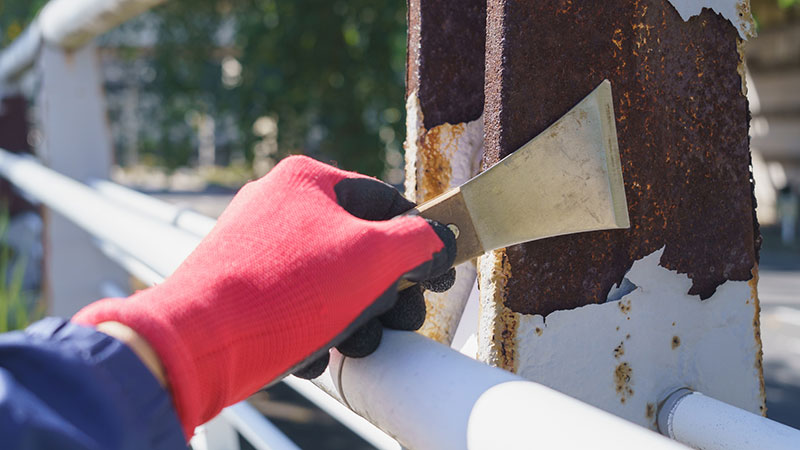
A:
[88, 179, 216, 237]
[658, 388, 800, 450]
[38, 0, 166, 50]
[0, 150, 198, 277]
[315, 332, 681, 450]
[220, 402, 300, 450]
[0, 20, 42, 84]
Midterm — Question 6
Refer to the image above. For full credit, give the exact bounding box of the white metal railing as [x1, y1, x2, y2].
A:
[1, 0, 800, 449]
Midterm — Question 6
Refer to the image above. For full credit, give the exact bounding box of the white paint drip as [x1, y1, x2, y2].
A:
[667, 0, 755, 40]
[482, 248, 763, 429]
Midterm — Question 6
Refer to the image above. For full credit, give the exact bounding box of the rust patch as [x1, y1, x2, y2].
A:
[749, 264, 767, 416]
[417, 124, 463, 201]
[484, 0, 758, 316]
[671, 335, 681, 349]
[479, 249, 519, 373]
[618, 299, 632, 314]
[614, 341, 625, 359]
[534, 327, 542, 336]
[615, 362, 634, 403]
[646, 402, 656, 421]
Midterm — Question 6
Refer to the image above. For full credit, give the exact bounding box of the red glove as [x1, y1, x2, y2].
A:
[72, 156, 455, 438]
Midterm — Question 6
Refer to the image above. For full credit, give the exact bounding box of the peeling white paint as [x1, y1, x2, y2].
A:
[403, 92, 423, 202]
[479, 248, 763, 430]
[404, 90, 485, 344]
[667, 0, 755, 40]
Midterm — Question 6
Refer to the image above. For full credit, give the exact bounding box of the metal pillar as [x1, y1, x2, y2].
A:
[404, 0, 486, 344]
[36, 42, 129, 316]
[478, 0, 765, 430]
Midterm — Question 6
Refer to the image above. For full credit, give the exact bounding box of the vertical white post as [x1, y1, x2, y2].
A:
[36, 42, 129, 317]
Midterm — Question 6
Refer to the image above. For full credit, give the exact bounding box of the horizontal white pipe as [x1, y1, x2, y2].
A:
[0, 20, 42, 83]
[88, 179, 216, 237]
[39, 0, 166, 50]
[317, 331, 681, 450]
[0, 151, 199, 278]
[221, 402, 300, 450]
[94, 239, 166, 287]
[659, 388, 800, 450]
[282, 377, 400, 450]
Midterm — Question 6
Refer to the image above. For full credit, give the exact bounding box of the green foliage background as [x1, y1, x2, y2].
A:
[145, 0, 407, 177]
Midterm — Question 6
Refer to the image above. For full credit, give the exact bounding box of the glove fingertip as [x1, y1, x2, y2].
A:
[380, 285, 426, 331]
[420, 267, 457, 293]
[293, 352, 330, 380]
[336, 319, 383, 358]
[403, 219, 457, 282]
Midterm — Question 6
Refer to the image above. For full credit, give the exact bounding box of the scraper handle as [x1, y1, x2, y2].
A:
[397, 187, 483, 291]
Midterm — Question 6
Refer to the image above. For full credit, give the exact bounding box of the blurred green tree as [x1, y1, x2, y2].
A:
[147, 0, 407, 177]
[0, 1, 48, 45]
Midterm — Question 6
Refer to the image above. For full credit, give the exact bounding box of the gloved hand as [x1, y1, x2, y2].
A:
[72, 155, 456, 438]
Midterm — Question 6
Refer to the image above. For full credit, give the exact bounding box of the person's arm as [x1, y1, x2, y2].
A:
[70, 155, 456, 440]
[95, 321, 167, 388]
[0, 156, 454, 448]
[0, 317, 185, 450]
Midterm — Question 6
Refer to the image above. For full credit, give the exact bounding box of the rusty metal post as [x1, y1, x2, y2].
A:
[404, 0, 486, 343]
[478, 0, 765, 430]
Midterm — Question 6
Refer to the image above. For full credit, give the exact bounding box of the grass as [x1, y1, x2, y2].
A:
[0, 209, 43, 333]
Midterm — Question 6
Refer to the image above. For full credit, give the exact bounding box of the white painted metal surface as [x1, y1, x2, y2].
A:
[481, 248, 764, 431]
[0, 20, 41, 84]
[221, 402, 300, 450]
[282, 377, 401, 450]
[0, 151, 200, 283]
[659, 389, 800, 449]
[36, 43, 131, 316]
[38, 0, 166, 50]
[190, 415, 240, 450]
[469, 381, 682, 450]
[315, 330, 678, 450]
[405, 93, 483, 344]
[89, 179, 216, 237]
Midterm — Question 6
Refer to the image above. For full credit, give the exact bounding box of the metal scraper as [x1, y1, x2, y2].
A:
[401, 80, 628, 286]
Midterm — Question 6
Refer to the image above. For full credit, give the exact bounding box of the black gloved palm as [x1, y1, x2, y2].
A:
[293, 178, 457, 379]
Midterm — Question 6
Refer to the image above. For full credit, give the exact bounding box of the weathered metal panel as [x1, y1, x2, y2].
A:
[405, 0, 486, 343]
[478, 0, 765, 428]
[483, 0, 758, 316]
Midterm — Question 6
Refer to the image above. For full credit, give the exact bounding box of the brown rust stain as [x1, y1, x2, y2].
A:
[614, 341, 625, 359]
[484, 0, 759, 316]
[749, 264, 767, 416]
[416, 124, 466, 201]
[534, 327, 542, 336]
[671, 335, 681, 349]
[482, 249, 519, 373]
[615, 362, 634, 403]
[646, 402, 656, 421]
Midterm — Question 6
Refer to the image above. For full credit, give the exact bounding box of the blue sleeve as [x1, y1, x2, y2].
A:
[0, 317, 187, 450]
